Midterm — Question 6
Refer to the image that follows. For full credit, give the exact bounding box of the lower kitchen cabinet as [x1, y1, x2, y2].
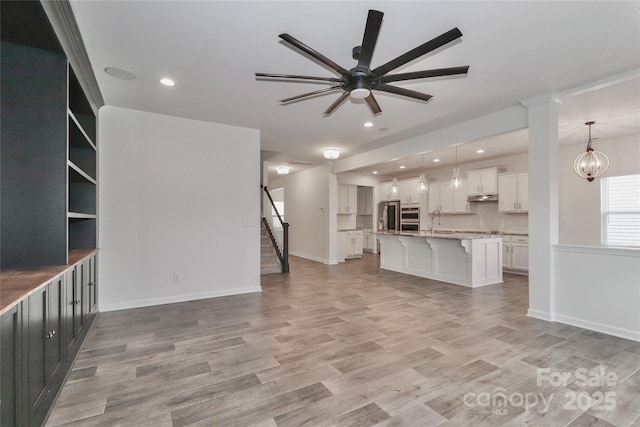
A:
[503, 235, 529, 273]
[0, 252, 98, 427]
[338, 230, 364, 260]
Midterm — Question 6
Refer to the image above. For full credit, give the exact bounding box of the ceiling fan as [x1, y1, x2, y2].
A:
[256, 9, 469, 116]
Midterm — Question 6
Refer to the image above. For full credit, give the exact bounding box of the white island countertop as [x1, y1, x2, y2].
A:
[375, 232, 503, 287]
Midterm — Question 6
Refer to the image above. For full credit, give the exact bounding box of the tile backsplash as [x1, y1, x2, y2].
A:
[431, 202, 528, 234]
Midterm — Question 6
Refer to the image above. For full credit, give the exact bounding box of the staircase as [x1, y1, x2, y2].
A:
[261, 221, 283, 275]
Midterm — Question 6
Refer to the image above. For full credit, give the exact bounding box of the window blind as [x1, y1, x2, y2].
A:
[601, 174, 640, 247]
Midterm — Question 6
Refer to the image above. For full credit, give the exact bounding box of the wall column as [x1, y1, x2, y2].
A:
[522, 94, 561, 321]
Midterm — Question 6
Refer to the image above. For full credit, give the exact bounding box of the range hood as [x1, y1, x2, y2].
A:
[467, 194, 498, 202]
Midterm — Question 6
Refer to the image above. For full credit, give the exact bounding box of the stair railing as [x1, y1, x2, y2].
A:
[262, 186, 289, 273]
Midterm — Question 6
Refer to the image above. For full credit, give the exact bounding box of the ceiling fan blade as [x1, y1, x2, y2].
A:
[376, 84, 433, 102]
[256, 73, 341, 83]
[365, 93, 382, 115]
[280, 86, 341, 103]
[323, 92, 350, 116]
[372, 27, 463, 77]
[380, 66, 469, 83]
[357, 10, 384, 70]
[279, 33, 348, 75]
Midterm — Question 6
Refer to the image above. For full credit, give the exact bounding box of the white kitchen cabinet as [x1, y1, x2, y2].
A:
[399, 179, 421, 205]
[503, 235, 529, 273]
[339, 230, 363, 260]
[338, 184, 357, 214]
[428, 182, 441, 211]
[378, 182, 393, 202]
[467, 168, 498, 195]
[498, 173, 528, 213]
[429, 181, 470, 214]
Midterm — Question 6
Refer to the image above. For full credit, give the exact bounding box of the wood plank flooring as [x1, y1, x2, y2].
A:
[47, 254, 640, 426]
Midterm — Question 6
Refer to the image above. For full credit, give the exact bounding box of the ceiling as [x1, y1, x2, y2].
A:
[69, 1, 640, 178]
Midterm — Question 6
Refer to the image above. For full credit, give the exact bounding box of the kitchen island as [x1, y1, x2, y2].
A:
[376, 231, 503, 287]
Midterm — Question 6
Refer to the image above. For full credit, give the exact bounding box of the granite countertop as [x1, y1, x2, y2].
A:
[0, 248, 97, 315]
[375, 231, 504, 240]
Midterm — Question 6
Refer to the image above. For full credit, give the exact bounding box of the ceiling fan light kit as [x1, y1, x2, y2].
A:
[256, 9, 469, 116]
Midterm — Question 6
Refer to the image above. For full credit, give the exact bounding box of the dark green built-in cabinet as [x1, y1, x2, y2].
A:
[1, 2, 99, 425]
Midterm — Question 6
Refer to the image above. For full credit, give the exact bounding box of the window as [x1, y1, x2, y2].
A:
[601, 174, 640, 247]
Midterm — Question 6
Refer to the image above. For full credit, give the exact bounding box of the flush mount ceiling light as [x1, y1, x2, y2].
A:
[363, 121, 374, 128]
[160, 77, 175, 86]
[256, 9, 469, 116]
[476, 149, 485, 154]
[433, 158, 440, 163]
[399, 165, 406, 169]
[324, 148, 340, 159]
[276, 166, 290, 175]
[417, 154, 428, 194]
[574, 121, 610, 182]
[450, 145, 461, 190]
[373, 171, 378, 174]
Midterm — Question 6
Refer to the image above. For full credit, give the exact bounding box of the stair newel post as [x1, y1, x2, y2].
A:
[283, 222, 289, 273]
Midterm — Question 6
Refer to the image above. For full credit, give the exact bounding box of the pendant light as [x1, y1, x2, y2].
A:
[450, 145, 461, 190]
[417, 154, 428, 193]
[390, 161, 399, 194]
[573, 121, 609, 182]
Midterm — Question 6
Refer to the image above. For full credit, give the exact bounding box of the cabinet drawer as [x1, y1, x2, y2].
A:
[512, 236, 529, 243]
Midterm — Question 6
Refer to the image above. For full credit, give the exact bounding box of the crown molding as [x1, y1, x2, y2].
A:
[40, 0, 104, 114]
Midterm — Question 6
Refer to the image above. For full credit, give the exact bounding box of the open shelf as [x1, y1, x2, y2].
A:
[68, 217, 96, 250]
[68, 66, 96, 144]
[68, 160, 97, 184]
[69, 114, 96, 179]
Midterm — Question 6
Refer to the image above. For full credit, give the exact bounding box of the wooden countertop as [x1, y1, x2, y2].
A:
[0, 249, 97, 315]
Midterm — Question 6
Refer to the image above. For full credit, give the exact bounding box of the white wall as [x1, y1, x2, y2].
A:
[98, 106, 261, 311]
[553, 245, 640, 341]
[559, 134, 640, 245]
[271, 164, 335, 264]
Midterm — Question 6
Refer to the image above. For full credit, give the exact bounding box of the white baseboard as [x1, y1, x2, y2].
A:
[99, 286, 262, 312]
[527, 309, 553, 321]
[289, 251, 336, 265]
[553, 313, 640, 342]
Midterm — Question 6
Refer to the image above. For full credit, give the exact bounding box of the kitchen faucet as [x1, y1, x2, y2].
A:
[429, 210, 441, 235]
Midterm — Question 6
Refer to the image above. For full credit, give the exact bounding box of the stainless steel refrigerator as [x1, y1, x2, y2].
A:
[378, 201, 400, 231]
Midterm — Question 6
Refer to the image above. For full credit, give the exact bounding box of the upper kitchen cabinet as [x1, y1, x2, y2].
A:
[429, 182, 470, 214]
[498, 172, 528, 213]
[399, 179, 422, 205]
[467, 167, 498, 196]
[338, 184, 357, 214]
[1, 0, 98, 269]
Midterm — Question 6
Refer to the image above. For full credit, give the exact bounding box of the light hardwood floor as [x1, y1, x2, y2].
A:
[47, 254, 640, 426]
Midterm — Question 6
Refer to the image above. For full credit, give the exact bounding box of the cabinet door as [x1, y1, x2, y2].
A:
[338, 185, 347, 213]
[467, 172, 483, 195]
[481, 169, 498, 194]
[27, 286, 48, 419]
[365, 189, 373, 214]
[378, 183, 389, 202]
[502, 242, 511, 269]
[511, 243, 529, 271]
[63, 267, 80, 355]
[453, 180, 470, 213]
[353, 231, 363, 256]
[399, 181, 410, 204]
[428, 183, 440, 211]
[347, 185, 357, 213]
[498, 174, 518, 212]
[46, 277, 64, 383]
[1, 304, 24, 427]
[89, 254, 98, 314]
[440, 183, 454, 213]
[517, 173, 528, 212]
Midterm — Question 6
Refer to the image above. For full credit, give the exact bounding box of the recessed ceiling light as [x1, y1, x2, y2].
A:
[476, 149, 485, 154]
[399, 165, 406, 169]
[276, 166, 290, 175]
[160, 77, 175, 86]
[379, 127, 390, 132]
[104, 67, 136, 80]
[363, 121, 373, 128]
[433, 158, 440, 163]
[323, 148, 340, 159]
[372, 171, 378, 174]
